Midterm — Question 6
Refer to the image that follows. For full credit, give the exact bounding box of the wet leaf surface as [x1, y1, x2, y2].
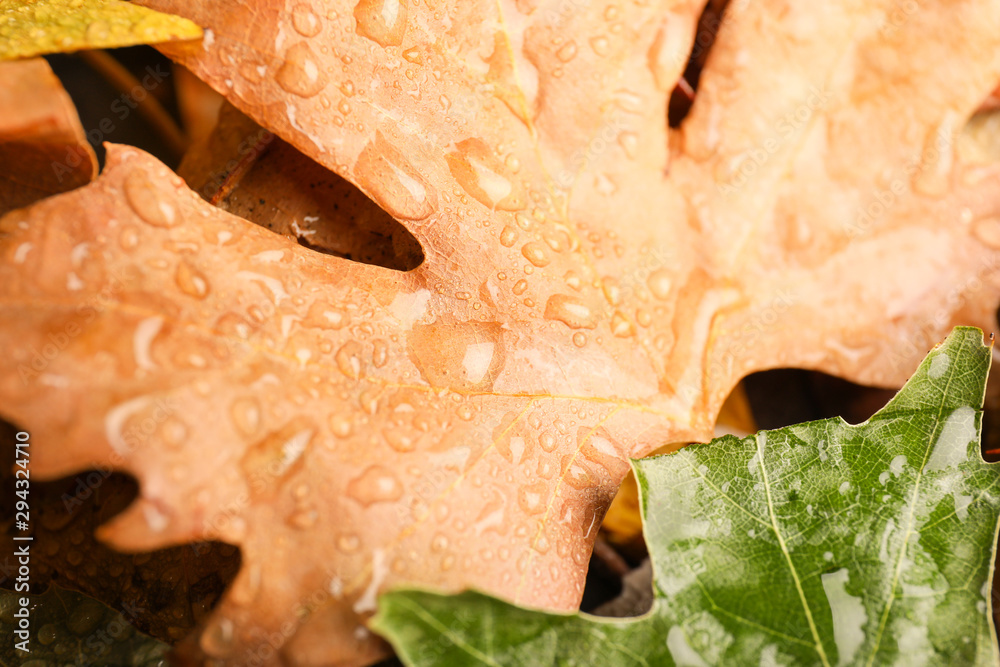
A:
[375, 328, 1000, 666]
[0, 0, 201, 60]
[2, 0, 1000, 664]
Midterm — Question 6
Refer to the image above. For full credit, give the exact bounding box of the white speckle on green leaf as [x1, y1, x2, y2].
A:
[925, 407, 976, 472]
[928, 352, 950, 379]
[821, 568, 866, 666]
[666, 626, 709, 667]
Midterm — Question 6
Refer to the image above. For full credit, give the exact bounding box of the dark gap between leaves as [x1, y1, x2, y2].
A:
[668, 0, 731, 128]
[47, 46, 425, 273]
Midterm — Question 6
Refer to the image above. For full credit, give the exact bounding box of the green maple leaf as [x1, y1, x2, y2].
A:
[371, 327, 1000, 666]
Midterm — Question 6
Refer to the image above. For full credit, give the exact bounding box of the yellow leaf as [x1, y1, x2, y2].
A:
[0, 0, 201, 61]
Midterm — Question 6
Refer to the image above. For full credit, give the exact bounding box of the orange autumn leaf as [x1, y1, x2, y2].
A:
[0, 58, 97, 216]
[3, 0, 1000, 665]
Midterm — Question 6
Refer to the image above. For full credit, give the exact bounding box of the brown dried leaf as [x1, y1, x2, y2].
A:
[3, 1, 1000, 665]
[0, 58, 97, 216]
[177, 102, 424, 270]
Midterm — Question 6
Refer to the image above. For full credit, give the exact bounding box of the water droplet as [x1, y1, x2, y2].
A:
[973, 217, 1000, 249]
[564, 271, 582, 290]
[85, 20, 110, 41]
[595, 172, 617, 196]
[66, 598, 104, 636]
[354, 0, 407, 47]
[383, 426, 416, 452]
[230, 398, 260, 438]
[446, 138, 526, 211]
[647, 14, 688, 91]
[359, 386, 380, 414]
[119, 225, 140, 250]
[276, 42, 327, 97]
[337, 533, 361, 552]
[512, 278, 529, 295]
[407, 322, 505, 391]
[539, 430, 558, 452]
[589, 35, 610, 56]
[544, 294, 598, 329]
[556, 41, 577, 62]
[291, 3, 322, 36]
[356, 132, 436, 220]
[304, 303, 348, 330]
[431, 533, 449, 553]
[230, 564, 262, 605]
[37, 623, 58, 645]
[543, 227, 572, 253]
[124, 169, 179, 228]
[572, 332, 587, 347]
[286, 507, 318, 529]
[499, 225, 518, 247]
[336, 341, 365, 378]
[636, 308, 652, 327]
[647, 268, 672, 300]
[517, 482, 549, 514]
[505, 154, 521, 173]
[372, 338, 389, 368]
[240, 420, 316, 499]
[329, 414, 353, 438]
[521, 241, 550, 267]
[601, 277, 621, 305]
[160, 417, 188, 448]
[402, 47, 422, 63]
[618, 132, 638, 159]
[200, 618, 234, 658]
[457, 404, 475, 421]
[611, 311, 635, 337]
[175, 261, 210, 299]
[562, 458, 599, 489]
[912, 112, 958, 197]
[346, 465, 403, 506]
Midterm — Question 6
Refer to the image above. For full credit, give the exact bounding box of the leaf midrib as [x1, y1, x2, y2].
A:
[757, 430, 832, 667]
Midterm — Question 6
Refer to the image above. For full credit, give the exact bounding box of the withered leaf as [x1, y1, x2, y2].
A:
[0, 58, 97, 216]
[3, 0, 1000, 665]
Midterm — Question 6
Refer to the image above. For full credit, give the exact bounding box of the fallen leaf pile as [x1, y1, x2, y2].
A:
[375, 327, 1000, 666]
[2, 0, 1000, 665]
